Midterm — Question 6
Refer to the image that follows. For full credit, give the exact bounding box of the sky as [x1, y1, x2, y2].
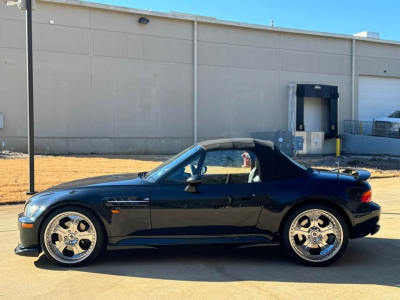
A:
[82, 0, 400, 41]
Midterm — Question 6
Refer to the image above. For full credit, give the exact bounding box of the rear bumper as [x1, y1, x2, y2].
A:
[14, 244, 40, 257]
[370, 224, 381, 236]
[351, 202, 381, 239]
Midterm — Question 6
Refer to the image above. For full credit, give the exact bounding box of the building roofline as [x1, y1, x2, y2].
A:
[40, 0, 400, 46]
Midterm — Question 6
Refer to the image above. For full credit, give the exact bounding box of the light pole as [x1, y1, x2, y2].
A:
[6, 0, 37, 195]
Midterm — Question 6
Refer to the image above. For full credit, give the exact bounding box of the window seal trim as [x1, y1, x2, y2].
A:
[197, 149, 262, 184]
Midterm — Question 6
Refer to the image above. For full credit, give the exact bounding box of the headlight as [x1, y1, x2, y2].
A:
[389, 123, 400, 131]
[24, 203, 45, 220]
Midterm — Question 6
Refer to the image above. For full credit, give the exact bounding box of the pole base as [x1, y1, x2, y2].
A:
[26, 191, 37, 196]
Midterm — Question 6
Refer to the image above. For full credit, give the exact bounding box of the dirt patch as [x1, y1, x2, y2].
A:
[1, 152, 400, 205]
[0, 154, 168, 204]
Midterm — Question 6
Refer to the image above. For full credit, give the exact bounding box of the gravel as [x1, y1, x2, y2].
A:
[295, 155, 400, 175]
[0, 150, 50, 160]
[0, 150, 30, 159]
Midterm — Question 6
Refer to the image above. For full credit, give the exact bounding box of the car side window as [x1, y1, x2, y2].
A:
[201, 150, 261, 184]
[161, 155, 201, 184]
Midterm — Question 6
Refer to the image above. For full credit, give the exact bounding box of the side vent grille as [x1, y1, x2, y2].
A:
[106, 197, 150, 206]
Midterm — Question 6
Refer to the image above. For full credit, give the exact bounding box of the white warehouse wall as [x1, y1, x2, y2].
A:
[0, 0, 400, 154]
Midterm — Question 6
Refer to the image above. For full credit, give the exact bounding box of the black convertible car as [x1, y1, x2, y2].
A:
[15, 138, 381, 267]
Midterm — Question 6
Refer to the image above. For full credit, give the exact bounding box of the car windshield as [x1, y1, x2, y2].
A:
[144, 145, 202, 182]
[388, 111, 400, 118]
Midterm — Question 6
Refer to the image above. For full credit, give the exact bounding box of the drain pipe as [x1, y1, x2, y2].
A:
[351, 39, 355, 121]
[193, 21, 198, 144]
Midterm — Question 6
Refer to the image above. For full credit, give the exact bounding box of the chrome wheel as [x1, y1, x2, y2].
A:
[44, 211, 97, 264]
[289, 209, 343, 262]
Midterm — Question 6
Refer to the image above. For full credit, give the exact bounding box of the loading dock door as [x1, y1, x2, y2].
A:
[304, 97, 322, 132]
[289, 84, 339, 138]
[359, 76, 400, 121]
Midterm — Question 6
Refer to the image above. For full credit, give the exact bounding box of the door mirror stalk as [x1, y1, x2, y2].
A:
[185, 175, 202, 193]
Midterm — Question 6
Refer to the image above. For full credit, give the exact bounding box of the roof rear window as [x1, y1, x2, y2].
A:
[388, 111, 400, 118]
[280, 151, 308, 170]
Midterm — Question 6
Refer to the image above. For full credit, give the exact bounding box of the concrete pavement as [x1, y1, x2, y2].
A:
[0, 178, 399, 300]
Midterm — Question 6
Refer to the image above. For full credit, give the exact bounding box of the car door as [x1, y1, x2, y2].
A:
[150, 149, 263, 236]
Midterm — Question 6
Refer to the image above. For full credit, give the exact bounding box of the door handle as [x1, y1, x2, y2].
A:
[238, 194, 256, 201]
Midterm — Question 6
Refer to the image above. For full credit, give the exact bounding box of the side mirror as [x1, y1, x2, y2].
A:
[187, 175, 202, 186]
[185, 175, 202, 193]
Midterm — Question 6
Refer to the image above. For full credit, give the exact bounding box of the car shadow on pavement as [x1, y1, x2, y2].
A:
[35, 237, 400, 288]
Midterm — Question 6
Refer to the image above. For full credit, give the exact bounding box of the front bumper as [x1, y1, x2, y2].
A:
[15, 212, 41, 257]
[14, 244, 40, 257]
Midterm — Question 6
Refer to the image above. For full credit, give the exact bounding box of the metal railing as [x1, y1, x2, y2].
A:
[344, 120, 400, 138]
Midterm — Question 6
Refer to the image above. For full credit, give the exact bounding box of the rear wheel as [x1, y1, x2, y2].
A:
[282, 204, 348, 266]
[40, 206, 105, 267]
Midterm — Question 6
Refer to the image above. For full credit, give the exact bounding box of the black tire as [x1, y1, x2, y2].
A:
[40, 205, 106, 267]
[282, 203, 349, 267]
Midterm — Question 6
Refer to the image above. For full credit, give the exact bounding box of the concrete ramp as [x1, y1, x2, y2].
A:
[342, 134, 400, 156]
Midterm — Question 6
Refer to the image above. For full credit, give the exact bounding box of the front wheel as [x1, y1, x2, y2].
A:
[40, 206, 105, 267]
[282, 204, 348, 267]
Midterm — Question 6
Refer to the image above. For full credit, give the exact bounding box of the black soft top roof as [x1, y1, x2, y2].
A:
[198, 138, 274, 151]
[197, 138, 312, 181]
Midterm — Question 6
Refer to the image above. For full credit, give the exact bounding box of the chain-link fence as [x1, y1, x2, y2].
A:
[344, 120, 400, 138]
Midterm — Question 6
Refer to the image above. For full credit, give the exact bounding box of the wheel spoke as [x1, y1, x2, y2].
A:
[320, 227, 334, 235]
[54, 225, 68, 236]
[77, 232, 93, 239]
[72, 244, 84, 256]
[68, 216, 82, 232]
[311, 212, 321, 227]
[300, 240, 312, 252]
[319, 239, 329, 250]
[55, 241, 66, 252]
[318, 239, 334, 256]
[292, 227, 309, 236]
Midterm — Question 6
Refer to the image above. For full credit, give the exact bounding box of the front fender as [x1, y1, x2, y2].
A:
[20, 188, 110, 248]
[28, 184, 154, 242]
